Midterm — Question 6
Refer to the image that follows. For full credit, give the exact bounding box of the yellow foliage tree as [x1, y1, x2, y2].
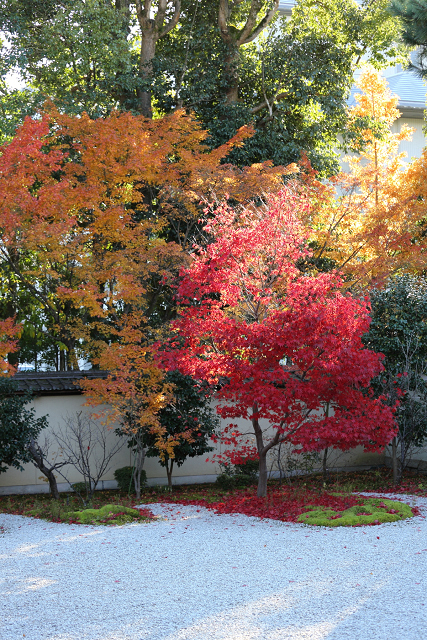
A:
[298, 66, 427, 287]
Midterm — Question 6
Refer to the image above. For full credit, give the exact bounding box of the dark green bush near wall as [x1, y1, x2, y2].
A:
[216, 459, 259, 489]
[114, 466, 147, 494]
[72, 482, 90, 494]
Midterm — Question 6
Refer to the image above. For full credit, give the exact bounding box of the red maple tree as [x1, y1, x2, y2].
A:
[159, 189, 398, 496]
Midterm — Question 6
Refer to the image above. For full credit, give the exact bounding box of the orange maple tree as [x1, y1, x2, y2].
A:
[0, 106, 293, 483]
[0, 107, 291, 369]
[79, 312, 176, 498]
[0, 318, 20, 376]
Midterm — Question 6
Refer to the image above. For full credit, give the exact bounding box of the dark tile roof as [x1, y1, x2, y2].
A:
[13, 371, 108, 395]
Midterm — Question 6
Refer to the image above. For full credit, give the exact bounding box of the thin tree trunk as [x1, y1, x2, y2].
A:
[277, 441, 284, 484]
[166, 459, 174, 489]
[133, 438, 146, 501]
[392, 436, 398, 484]
[257, 449, 268, 497]
[59, 348, 66, 371]
[321, 402, 330, 480]
[252, 402, 269, 497]
[28, 439, 61, 499]
[322, 448, 329, 479]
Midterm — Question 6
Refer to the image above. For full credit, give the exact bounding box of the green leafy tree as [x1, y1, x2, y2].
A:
[363, 276, 427, 482]
[0, 0, 406, 173]
[0, 0, 181, 118]
[0, 0, 138, 117]
[142, 370, 219, 488]
[154, 0, 406, 173]
[390, 0, 427, 75]
[0, 377, 48, 473]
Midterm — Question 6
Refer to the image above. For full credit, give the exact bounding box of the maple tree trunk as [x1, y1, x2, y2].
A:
[322, 404, 330, 479]
[137, 34, 157, 118]
[322, 447, 328, 479]
[257, 449, 268, 497]
[252, 404, 269, 497]
[166, 459, 174, 489]
[392, 436, 399, 485]
[133, 441, 146, 501]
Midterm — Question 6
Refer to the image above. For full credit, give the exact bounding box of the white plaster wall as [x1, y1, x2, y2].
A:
[391, 117, 426, 161]
[384, 444, 427, 473]
[0, 394, 386, 495]
[0, 394, 226, 494]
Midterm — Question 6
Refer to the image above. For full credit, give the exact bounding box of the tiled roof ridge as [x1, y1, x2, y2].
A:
[14, 370, 108, 378]
[12, 370, 109, 395]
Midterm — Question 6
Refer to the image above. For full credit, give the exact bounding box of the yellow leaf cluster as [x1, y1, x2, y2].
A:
[298, 67, 427, 287]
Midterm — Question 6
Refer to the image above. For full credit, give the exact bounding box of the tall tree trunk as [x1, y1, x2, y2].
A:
[224, 49, 240, 104]
[218, 0, 279, 106]
[137, 34, 157, 118]
[135, 1, 181, 117]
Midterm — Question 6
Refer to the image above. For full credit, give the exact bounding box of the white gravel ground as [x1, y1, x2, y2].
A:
[1, 492, 427, 640]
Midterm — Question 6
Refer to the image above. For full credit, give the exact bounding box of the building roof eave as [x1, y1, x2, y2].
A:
[13, 370, 109, 396]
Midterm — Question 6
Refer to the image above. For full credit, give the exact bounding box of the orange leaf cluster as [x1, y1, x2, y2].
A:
[0, 107, 289, 360]
[0, 318, 20, 377]
[1, 105, 290, 449]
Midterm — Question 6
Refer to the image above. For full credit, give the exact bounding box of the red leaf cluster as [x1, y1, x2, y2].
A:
[159, 189, 398, 494]
[160, 487, 359, 522]
[159, 487, 419, 525]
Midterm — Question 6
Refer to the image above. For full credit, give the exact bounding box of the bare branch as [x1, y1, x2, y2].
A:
[250, 91, 288, 115]
[54, 412, 126, 503]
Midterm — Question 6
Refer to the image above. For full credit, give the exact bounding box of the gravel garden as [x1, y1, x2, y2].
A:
[1, 470, 427, 640]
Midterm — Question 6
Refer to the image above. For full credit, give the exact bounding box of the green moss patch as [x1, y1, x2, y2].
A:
[297, 497, 414, 527]
[65, 504, 151, 525]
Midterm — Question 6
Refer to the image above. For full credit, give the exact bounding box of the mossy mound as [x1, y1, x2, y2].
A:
[297, 497, 414, 527]
[65, 504, 147, 525]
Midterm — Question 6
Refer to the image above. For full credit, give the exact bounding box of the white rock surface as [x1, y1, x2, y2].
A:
[1, 493, 426, 640]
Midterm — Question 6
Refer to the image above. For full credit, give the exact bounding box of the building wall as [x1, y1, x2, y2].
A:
[0, 393, 386, 495]
[0, 394, 224, 494]
[392, 117, 426, 161]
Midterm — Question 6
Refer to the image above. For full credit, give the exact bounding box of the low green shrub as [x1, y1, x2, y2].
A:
[297, 497, 414, 527]
[72, 481, 89, 494]
[114, 466, 147, 494]
[216, 458, 259, 489]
